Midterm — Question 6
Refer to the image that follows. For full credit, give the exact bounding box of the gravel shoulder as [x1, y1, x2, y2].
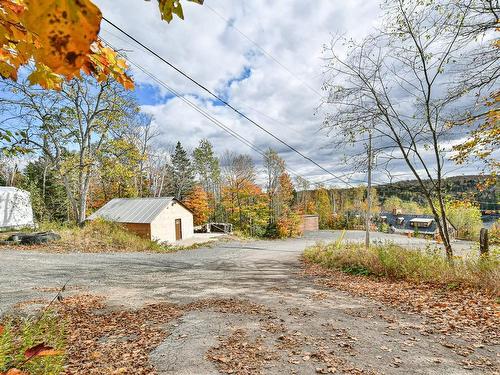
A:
[1, 231, 494, 374]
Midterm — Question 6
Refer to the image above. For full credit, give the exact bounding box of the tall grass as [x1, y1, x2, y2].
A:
[28, 219, 166, 252]
[304, 242, 499, 295]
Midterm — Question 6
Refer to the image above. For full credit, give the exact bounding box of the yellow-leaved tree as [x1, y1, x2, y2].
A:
[0, 0, 203, 90]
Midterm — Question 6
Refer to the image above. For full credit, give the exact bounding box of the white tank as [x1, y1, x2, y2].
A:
[0, 187, 35, 230]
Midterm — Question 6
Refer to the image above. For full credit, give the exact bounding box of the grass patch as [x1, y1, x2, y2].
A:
[0, 312, 65, 374]
[303, 242, 500, 295]
[0, 219, 176, 253]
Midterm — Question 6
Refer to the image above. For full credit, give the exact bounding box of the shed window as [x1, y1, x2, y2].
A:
[396, 217, 405, 225]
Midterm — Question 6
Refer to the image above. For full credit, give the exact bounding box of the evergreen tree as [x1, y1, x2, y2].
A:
[170, 141, 195, 200]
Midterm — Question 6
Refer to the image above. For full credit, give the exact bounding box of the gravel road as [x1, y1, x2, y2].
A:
[1, 230, 491, 374]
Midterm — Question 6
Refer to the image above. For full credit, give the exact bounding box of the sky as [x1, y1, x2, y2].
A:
[93, 0, 488, 188]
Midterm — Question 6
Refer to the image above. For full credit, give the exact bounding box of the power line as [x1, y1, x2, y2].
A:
[102, 17, 353, 188]
[101, 41, 318, 187]
[205, 3, 323, 98]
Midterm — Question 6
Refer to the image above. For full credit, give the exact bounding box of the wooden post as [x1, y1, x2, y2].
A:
[479, 228, 489, 256]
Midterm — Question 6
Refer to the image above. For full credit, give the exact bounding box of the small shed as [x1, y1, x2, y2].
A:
[301, 214, 319, 232]
[0, 187, 35, 230]
[87, 197, 194, 243]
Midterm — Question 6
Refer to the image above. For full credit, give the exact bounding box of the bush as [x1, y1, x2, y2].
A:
[490, 220, 500, 245]
[276, 211, 303, 238]
[378, 222, 389, 233]
[446, 200, 483, 240]
[303, 242, 499, 295]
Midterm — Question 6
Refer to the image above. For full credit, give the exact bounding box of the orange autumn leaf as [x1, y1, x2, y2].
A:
[23, 0, 102, 78]
[0, 0, 202, 89]
[0, 324, 4, 335]
[28, 63, 63, 90]
[4, 369, 29, 375]
[24, 343, 63, 358]
[183, 185, 209, 225]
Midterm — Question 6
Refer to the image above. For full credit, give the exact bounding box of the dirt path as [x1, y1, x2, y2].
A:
[1, 232, 495, 374]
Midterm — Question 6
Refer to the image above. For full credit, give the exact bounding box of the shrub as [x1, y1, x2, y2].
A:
[276, 211, 303, 238]
[446, 200, 483, 240]
[304, 242, 499, 295]
[490, 220, 500, 245]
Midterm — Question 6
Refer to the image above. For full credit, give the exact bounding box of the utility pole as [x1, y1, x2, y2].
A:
[365, 131, 372, 250]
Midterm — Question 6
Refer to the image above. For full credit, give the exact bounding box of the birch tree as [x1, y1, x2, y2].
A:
[322, 0, 477, 259]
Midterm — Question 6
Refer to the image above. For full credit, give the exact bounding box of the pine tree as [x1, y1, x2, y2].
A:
[170, 141, 195, 200]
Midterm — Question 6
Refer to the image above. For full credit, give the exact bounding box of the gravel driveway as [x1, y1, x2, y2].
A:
[1, 231, 490, 374]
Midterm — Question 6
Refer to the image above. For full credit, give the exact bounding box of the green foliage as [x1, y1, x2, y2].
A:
[490, 220, 500, 245]
[315, 188, 332, 229]
[446, 200, 483, 240]
[378, 222, 390, 233]
[19, 159, 70, 222]
[303, 242, 499, 295]
[0, 312, 65, 374]
[192, 139, 221, 221]
[377, 175, 497, 211]
[193, 139, 220, 192]
[94, 138, 144, 203]
[382, 196, 429, 214]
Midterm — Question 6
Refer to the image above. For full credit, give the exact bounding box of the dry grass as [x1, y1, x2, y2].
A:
[303, 242, 500, 296]
[1, 220, 169, 253]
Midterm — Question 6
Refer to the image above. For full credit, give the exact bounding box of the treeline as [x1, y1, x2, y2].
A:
[375, 176, 499, 211]
[1, 143, 485, 240]
[0, 133, 306, 237]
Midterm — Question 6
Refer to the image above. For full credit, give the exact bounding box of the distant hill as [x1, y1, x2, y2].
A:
[376, 175, 499, 210]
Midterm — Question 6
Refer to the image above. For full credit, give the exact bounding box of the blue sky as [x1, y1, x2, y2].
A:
[92, 0, 489, 186]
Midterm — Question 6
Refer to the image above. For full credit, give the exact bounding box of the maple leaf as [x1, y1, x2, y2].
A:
[23, 0, 102, 78]
[24, 343, 63, 358]
[155, 0, 203, 22]
[28, 63, 63, 90]
[3, 369, 29, 375]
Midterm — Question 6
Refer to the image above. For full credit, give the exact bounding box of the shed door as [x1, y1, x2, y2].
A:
[175, 219, 182, 240]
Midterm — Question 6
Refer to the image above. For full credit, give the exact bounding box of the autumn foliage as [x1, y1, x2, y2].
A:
[0, 0, 203, 89]
[222, 180, 269, 236]
[183, 185, 210, 226]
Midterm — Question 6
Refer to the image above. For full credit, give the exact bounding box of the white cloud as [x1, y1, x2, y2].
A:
[93, 0, 484, 188]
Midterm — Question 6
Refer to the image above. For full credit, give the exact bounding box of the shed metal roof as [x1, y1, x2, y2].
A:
[87, 197, 175, 224]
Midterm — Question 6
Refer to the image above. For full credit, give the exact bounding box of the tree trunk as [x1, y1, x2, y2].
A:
[365, 132, 372, 250]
